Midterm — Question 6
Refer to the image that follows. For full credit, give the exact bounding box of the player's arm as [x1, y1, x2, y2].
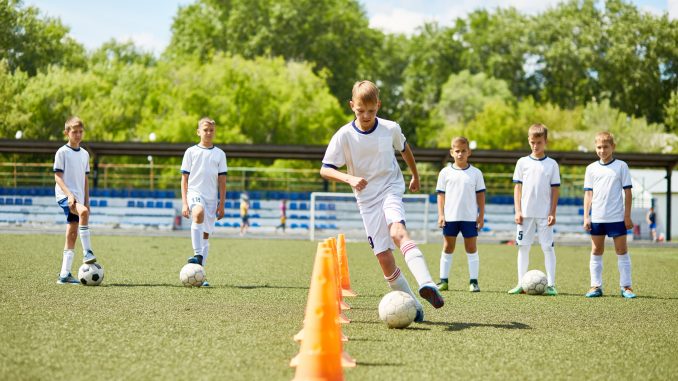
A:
[513, 183, 523, 224]
[320, 165, 367, 191]
[437, 193, 445, 228]
[624, 188, 633, 229]
[476, 191, 486, 229]
[548, 186, 559, 226]
[399, 143, 419, 193]
[217, 174, 226, 220]
[54, 172, 76, 208]
[181, 173, 190, 218]
[646, 211, 651, 224]
[583, 190, 593, 231]
[84, 175, 90, 209]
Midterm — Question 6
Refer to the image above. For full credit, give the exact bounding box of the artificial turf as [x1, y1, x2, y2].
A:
[1, 234, 676, 380]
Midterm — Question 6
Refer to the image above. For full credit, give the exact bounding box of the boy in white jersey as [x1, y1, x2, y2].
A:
[583, 132, 636, 298]
[54, 117, 97, 284]
[320, 80, 444, 322]
[509, 124, 560, 296]
[435, 137, 486, 292]
[181, 118, 227, 286]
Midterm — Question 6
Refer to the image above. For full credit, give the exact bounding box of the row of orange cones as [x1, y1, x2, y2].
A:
[290, 234, 357, 381]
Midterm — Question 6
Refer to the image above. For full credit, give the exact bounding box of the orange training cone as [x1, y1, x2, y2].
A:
[290, 243, 345, 380]
[337, 234, 357, 297]
[328, 238, 351, 323]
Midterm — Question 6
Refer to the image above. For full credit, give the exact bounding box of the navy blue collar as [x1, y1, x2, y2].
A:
[197, 144, 215, 150]
[452, 164, 471, 170]
[351, 119, 379, 135]
[65, 144, 81, 151]
[599, 158, 616, 166]
[528, 155, 547, 161]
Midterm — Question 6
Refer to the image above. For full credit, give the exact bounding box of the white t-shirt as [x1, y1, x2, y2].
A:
[322, 118, 407, 207]
[436, 164, 486, 221]
[512, 155, 561, 218]
[584, 158, 632, 223]
[181, 145, 228, 202]
[53, 145, 90, 203]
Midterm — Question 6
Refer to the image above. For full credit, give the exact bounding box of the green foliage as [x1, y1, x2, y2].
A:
[664, 90, 678, 133]
[0, 0, 85, 75]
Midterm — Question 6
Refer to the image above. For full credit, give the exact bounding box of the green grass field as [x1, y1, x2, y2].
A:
[1, 234, 676, 380]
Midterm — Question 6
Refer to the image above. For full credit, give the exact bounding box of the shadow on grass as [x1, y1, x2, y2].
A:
[359, 361, 403, 367]
[223, 284, 309, 290]
[423, 321, 531, 332]
[106, 283, 184, 288]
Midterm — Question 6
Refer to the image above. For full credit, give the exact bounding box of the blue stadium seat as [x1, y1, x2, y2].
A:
[99, 200, 108, 207]
[300, 223, 309, 229]
[127, 200, 135, 207]
[318, 203, 327, 211]
[291, 223, 299, 229]
[14, 198, 23, 205]
[6, 198, 14, 205]
[223, 222, 232, 227]
[24, 198, 32, 206]
[329, 224, 338, 229]
[290, 203, 298, 210]
[131, 190, 142, 198]
[155, 201, 163, 208]
[225, 201, 233, 209]
[146, 201, 155, 208]
[252, 201, 261, 210]
[252, 222, 260, 227]
[90, 200, 99, 207]
[136, 201, 144, 208]
[299, 203, 308, 210]
[164, 201, 173, 209]
[328, 203, 336, 211]
[233, 222, 240, 227]
[0, 198, 4, 205]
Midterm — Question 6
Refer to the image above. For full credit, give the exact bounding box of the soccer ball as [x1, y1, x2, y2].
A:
[180, 263, 206, 287]
[521, 269, 547, 295]
[378, 291, 417, 329]
[78, 263, 104, 286]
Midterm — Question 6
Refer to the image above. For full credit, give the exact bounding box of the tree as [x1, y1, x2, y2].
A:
[0, 0, 85, 75]
[665, 91, 678, 133]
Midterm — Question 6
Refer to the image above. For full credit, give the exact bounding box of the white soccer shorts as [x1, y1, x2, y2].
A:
[516, 217, 554, 247]
[359, 192, 406, 255]
[187, 190, 218, 234]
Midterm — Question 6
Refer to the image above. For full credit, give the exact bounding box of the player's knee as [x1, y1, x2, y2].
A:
[193, 210, 205, 223]
[79, 208, 89, 219]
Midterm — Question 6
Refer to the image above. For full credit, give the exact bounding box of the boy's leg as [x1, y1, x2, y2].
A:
[511, 219, 534, 293]
[58, 222, 79, 283]
[438, 234, 456, 289]
[377, 250, 421, 308]
[190, 203, 205, 262]
[73, 203, 96, 263]
[586, 234, 605, 297]
[613, 234, 635, 297]
[537, 220, 556, 287]
[463, 236, 479, 291]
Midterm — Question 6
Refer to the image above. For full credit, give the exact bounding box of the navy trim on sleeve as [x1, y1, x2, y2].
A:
[322, 163, 338, 169]
[54, 168, 64, 173]
[476, 189, 486, 193]
[181, 170, 190, 174]
[583, 187, 593, 191]
[218, 172, 227, 176]
[401, 141, 408, 153]
[436, 190, 445, 194]
[622, 185, 633, 189]
[85, 171, 90, 174]
[512, 180, 522, 183]
[551, 183, 561, 187]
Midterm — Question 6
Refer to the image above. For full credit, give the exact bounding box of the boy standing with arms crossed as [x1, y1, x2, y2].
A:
[321, 80, 444, 322]
[509, 124, 559, 296]
[583, 132, 636, 298]
[436, 137, 486, 292]
[181, 117, 227, 286]
[54, 117, 97, 284]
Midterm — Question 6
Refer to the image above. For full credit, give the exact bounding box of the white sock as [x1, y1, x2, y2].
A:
[542, 245, 556, 286]
[517, 245, 530, 283]
[201, 238, 210, 267]
[191, 222, 204, 256]
[385, 267, 422, 310]
[590, 254, 603, 287]
[617, 253, 632, 288]
[60, 249, 75, 278]
[400, 241, 434, 288]
[467, 251, 479, 280]
[79, 225, 92, 253]
[440, 251, 453, 280]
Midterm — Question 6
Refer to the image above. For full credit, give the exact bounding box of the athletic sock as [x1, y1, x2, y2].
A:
[543, 246, 556, 286]
[191, 222, 204, 257]
[440, 251, 453, 280]
[79, 225, 92, 253]
[60, 249, 75, 278]
[590, 253, 603, 287]
[617, 253, 632, 288]
[467, 251, 479, 281]
[385, 267, 422, 309]
[517, 244, 530, 284]
[201, 238, 210, 267]
[400, 240, 434, 288]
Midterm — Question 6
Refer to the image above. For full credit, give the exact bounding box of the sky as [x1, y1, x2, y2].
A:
[27, 0, 677, 54]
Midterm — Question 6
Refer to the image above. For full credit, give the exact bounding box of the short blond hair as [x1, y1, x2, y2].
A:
[64, 116, 84, 131]
[451, 136, 469, 149]
[595, 131, 615, 145]
[352, 80, 379, 104]
[528, 123, 548, 139]
[198, 117, 215, 129]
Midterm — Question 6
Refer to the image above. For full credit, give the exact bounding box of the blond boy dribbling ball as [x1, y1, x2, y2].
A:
[320, 80, 444, 322]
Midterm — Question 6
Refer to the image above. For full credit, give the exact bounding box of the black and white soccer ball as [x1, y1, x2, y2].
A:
[378, 291, 417, 329]
[180, 263, 205, 287]
[521, 269, 547, 295]
[78, 263, 104, 286]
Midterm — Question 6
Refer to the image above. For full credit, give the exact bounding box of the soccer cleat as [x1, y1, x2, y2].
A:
[620, 287, 636, 299]
[414, 307, 424, 323]
[436, 281, 448, 291]
[187, 255, 204, 265]
[585, 286, 603, 298]
[469, 282, 480, 293]
[83, 250, 96, 264]
[56, 273, 80, 285]
[545, 286, 558, 296]
[507, 285, 524, 294]
[202, 281, 210, 287]
[419, 285, 444, 309]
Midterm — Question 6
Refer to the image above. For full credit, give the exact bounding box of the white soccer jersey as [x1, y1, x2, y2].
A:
[322, 118, 407, 206]
[513, 156, 561, 218]
[584, 158, 632, 223]
[436, 164, 486, 221]
[53, 145, 90, 203]
[181, 145, 228, 201]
